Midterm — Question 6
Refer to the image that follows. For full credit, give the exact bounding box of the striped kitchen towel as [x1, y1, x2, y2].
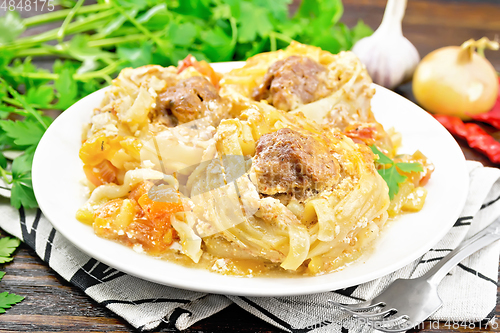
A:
[0, 160, 499, 332]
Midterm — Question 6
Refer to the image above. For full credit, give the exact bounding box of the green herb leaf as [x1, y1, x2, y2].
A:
[396, 162, 424, 173]
[79, 80, 105, 98]
[293, 0, 348, 51]
[0, 291, 24, 314]
[0, 110, 11, 120]
[0, 103, 15, 119]
[53, 59, 80, 75]
[307, 25, 348, 54]
[0, 237, 21, 264]
[0, 11, 25, 45]
[137, 4, 171, 30]
[68, 35, 114, 62]
[252, 0, 292, 22]
[329, 0, 344, 25]
[11, 152, 34, 179]
[99, 9, 139, 37]
[201, 26, 234, 61]
[0, 236, 21, 314]
[212, 3, 232, 20]
[370, 145, 423, 200]
[0, 120, 45, 147]
[0, 50, 15, 69]
[26, 85, 55, 108]
[4, 57, 51, 92]
[117, 42, 153, 68]
[237, 2, 273, 43]
[10, 180, 37, 209]
[378, 165, 407, 200]
[0, 151, 7, 169]
[244, 37, 268, 58]
[295, 0, 343, 24]
[2, 80, 50, 129]
[169, 22, 198, 47]
[0, 80, 6, 100]
[351, 20, 373, 44]
[10, 151, 37, 209]
[370, 145, 393, 165]
[294, 0, 322, 19]
[172, 0, 211, 19]
[76, 59, 99, 75]
[54, 68, 78, 110]
[277, 18, 306, 39]
[117, 0, 148, 11]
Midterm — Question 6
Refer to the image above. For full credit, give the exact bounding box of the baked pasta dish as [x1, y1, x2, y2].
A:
[76, 42, 433, 277]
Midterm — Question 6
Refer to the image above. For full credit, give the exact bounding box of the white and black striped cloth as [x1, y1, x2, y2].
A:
[1, 160, 499, 332]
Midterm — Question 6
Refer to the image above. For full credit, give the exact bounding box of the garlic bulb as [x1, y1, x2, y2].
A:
[352, 0, 420, 89]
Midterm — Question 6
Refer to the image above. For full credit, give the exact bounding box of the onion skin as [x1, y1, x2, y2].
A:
[412, 45, 498, 120]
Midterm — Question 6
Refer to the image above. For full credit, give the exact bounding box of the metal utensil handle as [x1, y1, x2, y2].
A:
[423, 217, 500, 286]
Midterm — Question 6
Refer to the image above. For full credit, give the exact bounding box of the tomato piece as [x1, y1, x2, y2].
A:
[128, 181, 153, 202]
[177, 54, 222, 88]
[90, 189, 185, 255]
[128, 217, 175, 254]
[124, 191, 184, 253]
[394, 151, 434, 187]
[83, 160, 118, 187]
[137, 192, 184, 228]
[344, 124, 377, 144]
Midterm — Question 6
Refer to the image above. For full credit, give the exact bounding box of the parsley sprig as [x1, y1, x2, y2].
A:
[0, 79, 50, 209]
[0, 236, 24, 314]
[370, 145, 423, 200]
[0, 0, 373, 69]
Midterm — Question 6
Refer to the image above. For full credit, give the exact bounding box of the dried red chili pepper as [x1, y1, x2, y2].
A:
[434, 114, 500, 164]
[177, 54, 221, 88]
[471, 77, 500, 129]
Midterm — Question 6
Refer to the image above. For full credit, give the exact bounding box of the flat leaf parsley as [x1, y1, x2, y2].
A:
[0, 79, 51, 209]
[370, 145, 423, 200]
[0, 291, 24, 314]
[0, 236, 24, 314]
[0, 237, 20, 264]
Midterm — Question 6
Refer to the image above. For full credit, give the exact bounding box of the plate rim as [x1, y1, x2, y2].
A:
[32, 62, 469, 296]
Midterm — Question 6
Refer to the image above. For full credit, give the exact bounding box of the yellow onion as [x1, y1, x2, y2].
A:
[413, 37, 499, 120]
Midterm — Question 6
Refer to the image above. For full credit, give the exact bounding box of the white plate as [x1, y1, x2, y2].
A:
[32, 62, 469, 296]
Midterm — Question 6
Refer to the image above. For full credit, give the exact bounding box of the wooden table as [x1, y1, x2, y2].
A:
[1, 0, 500, 332]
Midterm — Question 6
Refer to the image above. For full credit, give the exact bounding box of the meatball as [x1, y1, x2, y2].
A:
[157, 76, 226, 125]
[252, 128, 340, 200]
[252, 56, 333, 111]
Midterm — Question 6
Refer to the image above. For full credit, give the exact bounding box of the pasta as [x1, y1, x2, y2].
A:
[76, 43, 433, 276]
